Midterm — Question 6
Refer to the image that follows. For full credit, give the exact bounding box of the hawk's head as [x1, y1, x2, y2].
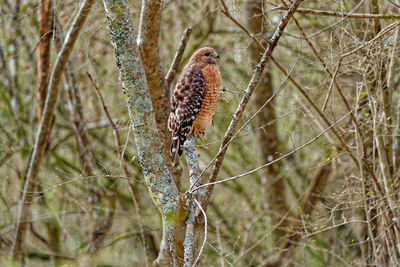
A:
[189, 47, 220, 65]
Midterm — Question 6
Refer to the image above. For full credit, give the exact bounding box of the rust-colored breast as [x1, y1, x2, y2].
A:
[193, 64, 221, 135]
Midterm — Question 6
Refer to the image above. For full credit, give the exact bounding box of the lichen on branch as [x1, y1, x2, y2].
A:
[102, 0, 182, 222]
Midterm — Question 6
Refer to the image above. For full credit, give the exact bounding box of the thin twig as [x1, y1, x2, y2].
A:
[87, 72, 151, 266]
[202, 0, 303, 210]
[341, 22, 400, 58]
[271, 6, 400, 19]
[189, 58, 296, 191]
[12, 0, 95, 260]
[165, 27, 192, 90]
[194, 109, 351, 191]
[29, 222, 50, 248]
[193, 198, 207, 267]
[321, 59, 341, 111]
[219, 0, 359, 169]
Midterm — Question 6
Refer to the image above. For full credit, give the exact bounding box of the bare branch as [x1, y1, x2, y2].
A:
[87, 72, 151, 266]
[37, 0, 53, 121]
[194, 110, 351, 191]
[321, 61, 341, 111]
[165, 27, 192, 90]
[29, 222, 50, 248]
[266, 165, 332, 266]
[202, 0, 304, 210]
[192, 198, 207, 267]
[12, 0, 95, 260]
[271, 5, 400, 19]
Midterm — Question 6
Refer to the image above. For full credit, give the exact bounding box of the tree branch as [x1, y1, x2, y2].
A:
[12, 0, 95, 261]
[102, 1, 189, 265]
[218, 0, 375, 180]
[182, 136, 202, 266]
[37, 0, 53, 121]
[271, 5, 400, 19]
[138, 0, 182, 187]
[88, 72, 151, 265]
[201, 0, 305, 211]
[266, 165, 332, 266]
[165, 27, 192, 90]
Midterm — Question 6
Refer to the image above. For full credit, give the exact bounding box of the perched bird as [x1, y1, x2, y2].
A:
[168, 47, 221, 166]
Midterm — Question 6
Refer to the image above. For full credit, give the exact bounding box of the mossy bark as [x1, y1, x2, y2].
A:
[102, 0, 188, 265]
[138, 0, 181, 187]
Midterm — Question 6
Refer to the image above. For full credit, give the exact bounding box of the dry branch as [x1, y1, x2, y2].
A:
[37, 0, 53, 121]
[202, 0, 305, 210]
[272, 5, 400, 19]
[218, 0, 369, 174]
[266, 165, 332, 266]
[12, 0, 95, 261]
[165, 27, 192, 90]
[88, 73, 151, 265]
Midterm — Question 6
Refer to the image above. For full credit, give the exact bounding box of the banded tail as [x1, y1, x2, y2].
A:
[171, 126, 191, 166]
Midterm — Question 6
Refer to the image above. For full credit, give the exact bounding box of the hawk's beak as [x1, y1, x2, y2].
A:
[215, 54, 220, 59]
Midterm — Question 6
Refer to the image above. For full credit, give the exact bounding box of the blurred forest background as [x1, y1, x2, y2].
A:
[1, 0, 400, 266]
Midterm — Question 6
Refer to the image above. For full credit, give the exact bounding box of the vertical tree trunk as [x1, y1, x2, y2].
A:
[102, 1, 188, 265]
[246, 0, 287, 238]
[37, 0, 53, 121]
[138, 0, 182, 188]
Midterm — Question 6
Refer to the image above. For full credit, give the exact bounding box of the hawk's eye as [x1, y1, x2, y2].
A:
[204, 52, 210, 57]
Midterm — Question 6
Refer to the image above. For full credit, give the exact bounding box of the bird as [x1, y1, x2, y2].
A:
[168, 47, 221, 166]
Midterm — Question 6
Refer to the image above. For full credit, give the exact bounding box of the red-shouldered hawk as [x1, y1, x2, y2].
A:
[168, 47, 221, 166]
